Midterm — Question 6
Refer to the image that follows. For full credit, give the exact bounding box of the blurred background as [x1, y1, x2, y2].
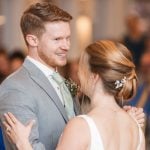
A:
[0, 0, 150, 149]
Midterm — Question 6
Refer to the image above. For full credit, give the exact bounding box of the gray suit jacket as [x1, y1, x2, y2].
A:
[0, 59, 79, 150]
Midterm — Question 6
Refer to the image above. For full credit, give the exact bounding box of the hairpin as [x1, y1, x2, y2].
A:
[115, 76, 127, 89]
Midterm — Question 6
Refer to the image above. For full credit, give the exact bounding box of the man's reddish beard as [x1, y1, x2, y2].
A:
[38, 50, 67, 68]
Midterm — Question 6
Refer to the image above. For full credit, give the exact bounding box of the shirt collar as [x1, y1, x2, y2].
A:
[26, 56, 55, 77]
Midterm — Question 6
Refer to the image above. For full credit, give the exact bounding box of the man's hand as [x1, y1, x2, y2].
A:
[123, 106, 145, 127]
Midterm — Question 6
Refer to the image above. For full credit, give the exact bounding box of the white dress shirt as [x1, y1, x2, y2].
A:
[26, 56, 64, 105]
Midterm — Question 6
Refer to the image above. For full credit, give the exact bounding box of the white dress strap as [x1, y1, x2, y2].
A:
[130, 115, 143, 150]
[136, 121, 143, 150]
[78, 115, 104, 150]
[137, 126, 143, 150]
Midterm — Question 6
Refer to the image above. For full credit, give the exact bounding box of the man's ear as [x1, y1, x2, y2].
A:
[26, 34, 39, 47]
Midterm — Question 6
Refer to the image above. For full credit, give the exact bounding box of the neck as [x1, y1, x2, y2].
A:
[89, 83, 120, 111]
[91, 93, 119, 110]
[28, 47, 57, 71]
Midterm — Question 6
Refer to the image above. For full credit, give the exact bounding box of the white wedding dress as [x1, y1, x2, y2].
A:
[78, 115, 143, 150]
[78, 115, 104, 150]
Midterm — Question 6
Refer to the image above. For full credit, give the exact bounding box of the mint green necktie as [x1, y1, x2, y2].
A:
[52, 72, 75, 119]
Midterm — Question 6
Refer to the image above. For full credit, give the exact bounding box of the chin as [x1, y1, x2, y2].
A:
[57, 60, 67, 66]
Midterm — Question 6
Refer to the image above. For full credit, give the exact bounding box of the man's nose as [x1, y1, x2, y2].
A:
[61, 39, 70, 50]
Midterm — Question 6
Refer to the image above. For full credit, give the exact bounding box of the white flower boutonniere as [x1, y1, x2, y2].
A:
[65, 78, 79, 97]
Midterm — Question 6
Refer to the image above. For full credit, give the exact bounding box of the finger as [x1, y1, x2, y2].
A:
[123, 105, 131, 111]
[5, 131, 14, 144]
[130, 107, 137, 113]
[138, 123, 144, 127]
[3, 121, 13, 138]
[5, 131, 11, 138]
[124, 105, 131, 109]
[127, 108, 136, 114]
[137, 118, 145, 124]
[4, 113, 15, 128]
[3, 122, 16, 144]
[135, 108, 144, 115]
[136, 113, 145, 119]
[26, 120, 35, 131]
[7, 112, 18, 124]
[132, 106, 137, 110]
[3, 121, 11, 130]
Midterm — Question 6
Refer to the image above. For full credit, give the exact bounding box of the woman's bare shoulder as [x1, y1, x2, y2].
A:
[56, 116, 90, 150]
[63, 116, 90, 136]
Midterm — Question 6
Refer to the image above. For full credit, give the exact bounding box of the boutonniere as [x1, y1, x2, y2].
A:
[65, 78, 79, 97]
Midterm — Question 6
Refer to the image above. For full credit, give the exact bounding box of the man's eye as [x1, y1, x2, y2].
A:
[66, 37, 70, 41]
[54, 38, 61, 41]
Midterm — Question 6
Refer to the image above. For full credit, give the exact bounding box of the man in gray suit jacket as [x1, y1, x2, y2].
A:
[0, 2, 78, 150]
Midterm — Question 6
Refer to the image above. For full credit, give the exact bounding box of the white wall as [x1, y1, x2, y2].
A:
[93, 0, 128, 40]
[1, 0, 26, 51]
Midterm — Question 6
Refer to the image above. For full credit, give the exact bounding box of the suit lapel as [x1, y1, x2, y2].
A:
[23, 59, 69, 123]
[73, 97, 80, 115]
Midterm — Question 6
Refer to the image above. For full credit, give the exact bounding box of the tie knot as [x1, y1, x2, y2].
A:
[52, 72, 64, 84]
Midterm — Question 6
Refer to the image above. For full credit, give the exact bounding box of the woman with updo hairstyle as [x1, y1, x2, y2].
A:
[3, 41, 145, 150]
[79, 40, 138, 113]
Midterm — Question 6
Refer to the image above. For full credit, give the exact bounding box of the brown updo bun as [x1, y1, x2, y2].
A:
[85, 40, 137, 102]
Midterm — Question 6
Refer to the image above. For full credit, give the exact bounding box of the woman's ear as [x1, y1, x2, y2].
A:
[95, 74, 99, 82]
[91, 73, 99, 83]
[26, 34, 39, 47]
